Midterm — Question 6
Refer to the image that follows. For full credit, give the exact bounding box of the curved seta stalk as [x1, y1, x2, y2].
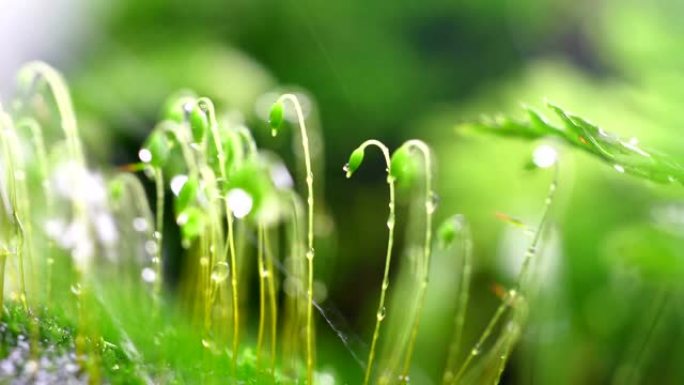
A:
[346, 139, 397, 385]
[399, 139, 434, 380]
[272, 93, 316, 384]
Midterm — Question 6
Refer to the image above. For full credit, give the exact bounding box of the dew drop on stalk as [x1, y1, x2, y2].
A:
[614, 164, 625, 173]
[199, 257, 209, 267]
[386, 217, 395, 229]
[132, 217, 148, 232]
[376, 306, 386, 321]
[145, 240, 158, 255]
[70, 284, 82, 296]
[426, 192, 439, 214]
[306, 249, 314, 261]
[211, 262, 230, 283]
[141, 267, 157, 283]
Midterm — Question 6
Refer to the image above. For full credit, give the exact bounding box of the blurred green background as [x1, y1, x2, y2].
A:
[3, 0, 684, 383]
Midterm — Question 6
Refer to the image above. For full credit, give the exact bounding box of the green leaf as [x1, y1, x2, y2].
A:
[460, 103, 684, 185]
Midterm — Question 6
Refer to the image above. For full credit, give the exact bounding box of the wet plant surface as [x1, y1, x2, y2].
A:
[1, 60, 683, 385]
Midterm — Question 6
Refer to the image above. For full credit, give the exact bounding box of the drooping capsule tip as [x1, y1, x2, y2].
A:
[345, 147, 365, 178]
[269, 100, 285, 135]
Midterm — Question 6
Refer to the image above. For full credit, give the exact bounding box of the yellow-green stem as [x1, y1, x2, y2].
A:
[153, 169, 165, 309]
[198, 97, 241, 371]
[350, 140, 396, 385]
[400, 140, 434, 380]
[451, 167, 557, 384]
[264, 229, 278, 376]
[275, 94, 315, 384]
[441, 218, 473, 385]
[257, 225, 266, 367]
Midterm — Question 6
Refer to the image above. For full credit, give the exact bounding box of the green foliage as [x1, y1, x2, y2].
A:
[460, 103, 684, 185]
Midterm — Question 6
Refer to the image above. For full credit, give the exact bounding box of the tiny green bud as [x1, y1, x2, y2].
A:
[108, 179, 124, 202]
[225, 160, 277, 222]
[163, 94, 195, 123]
[390, 145, 417, 188]
[177, 206, 205, 247]
[437, 215, 467, 249]
[143, 129, 172, 167]
[269, 100, 285, 136]
[344, 147, 365, 178]
[174, 176, 199, 213]
[207, 126, 236, 175]
[189, 103, 209, 143]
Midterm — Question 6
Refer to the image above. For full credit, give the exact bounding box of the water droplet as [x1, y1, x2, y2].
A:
[614, 164, 625, 173]
[261, 269, 270, 278]
[226, 188, 254, 219]
[70, 284, 82, 296]
[271, 128, 277, 137]
[386, 217, 395, 229]
[382, 281, 389, 290]
[132, 217, 148, 232]
[176, 212, 189, 226]
[426, 192, 439, 214]
[170, 175, 189, 196]
[141, 267, 157, 283]
[471, 347, 481, 356]
[306, 249, 314, 261]
[145, 240, 159, 255]
[138, 149, 152, 163]
[199, 257, 209, 267]
[343, 163, 350, 174]
[211, 262, 230, 283]
[201, 338, 214, 349]
[505, 289, 518, 306]
[376, 307, 386, 321]
[532, 144, 557, 168]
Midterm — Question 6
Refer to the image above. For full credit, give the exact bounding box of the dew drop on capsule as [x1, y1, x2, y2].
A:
[211, 262, 230, 283]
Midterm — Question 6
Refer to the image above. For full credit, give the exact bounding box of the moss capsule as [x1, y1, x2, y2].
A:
[269, 101, 285, 136]
[344, 147, 365, 178]
[174, 176, 199, 213]
[390, 145, 418, 188]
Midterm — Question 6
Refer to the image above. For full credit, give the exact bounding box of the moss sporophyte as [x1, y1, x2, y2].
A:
[4, 61, 680, 384]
